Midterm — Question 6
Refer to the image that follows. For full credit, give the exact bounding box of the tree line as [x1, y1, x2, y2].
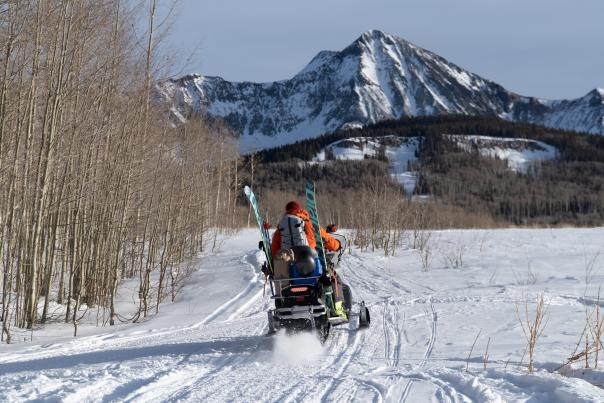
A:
[0, 1, 240, 342]
[244, 116, 604, 228]
[417, 134, 604, 225]
[252, 115, 604, 163]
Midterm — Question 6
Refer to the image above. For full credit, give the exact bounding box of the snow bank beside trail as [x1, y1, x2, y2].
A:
[413, 367, 604, 403]
[450, 135, 558, 172]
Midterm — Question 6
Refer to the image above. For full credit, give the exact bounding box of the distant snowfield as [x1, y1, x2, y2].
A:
[1, 228, 604, 401]
[312, 135, 558, 196]
[313, 136, 420, 196]
[450, 135, 559, 172]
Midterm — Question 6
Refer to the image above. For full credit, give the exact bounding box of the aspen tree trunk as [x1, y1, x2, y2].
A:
[212, 139, 225, 251]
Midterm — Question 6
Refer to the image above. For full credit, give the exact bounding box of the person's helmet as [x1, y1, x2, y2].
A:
[285, 200, 302, 213]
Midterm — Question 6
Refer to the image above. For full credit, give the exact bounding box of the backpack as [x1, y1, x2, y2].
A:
[278, 214, 309, 250]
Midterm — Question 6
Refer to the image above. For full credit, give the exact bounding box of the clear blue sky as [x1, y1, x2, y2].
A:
[164, 0, 603, 100]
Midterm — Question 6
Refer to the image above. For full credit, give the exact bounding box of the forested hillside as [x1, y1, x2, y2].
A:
[244, 116, 604, 227]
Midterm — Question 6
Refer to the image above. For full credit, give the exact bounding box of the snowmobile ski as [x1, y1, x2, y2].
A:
[358, 301, 371, 328]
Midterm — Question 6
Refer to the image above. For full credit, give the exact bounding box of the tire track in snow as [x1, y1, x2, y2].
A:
[353, 377, 389, 403]
[380, 298, 403, 371]
[119, 252, 271, 402]
[311, 254, 388, 402]
[316, 328, 366, 401]
[399, 298, 437, 402]
[345, 251, 449, 402]
[345, 252, 414, 400]
[346, 253, 413, 297]
[117, 356, 214, 403]
[199, 251, 263, 325]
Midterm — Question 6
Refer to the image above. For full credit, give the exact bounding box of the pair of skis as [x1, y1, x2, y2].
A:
[243, 181, 327, 274]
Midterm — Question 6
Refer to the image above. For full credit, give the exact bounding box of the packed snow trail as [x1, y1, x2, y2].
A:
[1, 229, 604, 402]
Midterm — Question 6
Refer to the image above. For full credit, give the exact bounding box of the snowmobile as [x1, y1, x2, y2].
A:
[243, 184, 369, 343]
[264, 231, 370, 342]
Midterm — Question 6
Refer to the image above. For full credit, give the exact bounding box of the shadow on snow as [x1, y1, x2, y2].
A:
[0, 334, 274, 376]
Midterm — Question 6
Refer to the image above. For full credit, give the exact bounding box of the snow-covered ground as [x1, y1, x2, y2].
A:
[313, 136, 420, 196]
[1, 228, 604, 402]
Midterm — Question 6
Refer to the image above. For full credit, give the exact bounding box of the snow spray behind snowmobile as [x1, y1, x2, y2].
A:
[243, 184, 370, 343]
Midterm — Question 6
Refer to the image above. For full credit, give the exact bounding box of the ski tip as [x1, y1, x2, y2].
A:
[244, 185, 251, 195]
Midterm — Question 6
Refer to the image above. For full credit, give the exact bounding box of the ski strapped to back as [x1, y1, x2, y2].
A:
[306, 181, 342, 312]
[244, 186, 273, 275]
[305, 181, 328, 273]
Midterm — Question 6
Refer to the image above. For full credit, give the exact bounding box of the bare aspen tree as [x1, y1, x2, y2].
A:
[0, 0, 241, 342]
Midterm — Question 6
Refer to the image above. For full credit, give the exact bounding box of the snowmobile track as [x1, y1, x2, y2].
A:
[399, 299, 437, 402]
[273, 330, 347, 403]
[317, 328, 365, 401]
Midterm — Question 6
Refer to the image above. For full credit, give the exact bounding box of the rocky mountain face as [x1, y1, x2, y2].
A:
[156, 30, 604, 151]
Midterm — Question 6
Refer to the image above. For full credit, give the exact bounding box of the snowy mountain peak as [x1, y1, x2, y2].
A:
[356, 29, 398, 45]
[157, 31, 604, 150]
[360, 29, 388, 39]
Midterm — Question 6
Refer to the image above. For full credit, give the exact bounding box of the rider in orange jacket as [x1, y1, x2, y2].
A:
[270, 200, 340, 257]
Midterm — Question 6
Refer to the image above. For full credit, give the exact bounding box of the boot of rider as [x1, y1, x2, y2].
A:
[332, 281, 348, 320]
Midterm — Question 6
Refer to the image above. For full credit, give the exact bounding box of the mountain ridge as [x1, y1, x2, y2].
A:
[157, 30, 604, 151]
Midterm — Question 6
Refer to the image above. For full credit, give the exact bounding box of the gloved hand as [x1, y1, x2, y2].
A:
[261, 262, 271, 277]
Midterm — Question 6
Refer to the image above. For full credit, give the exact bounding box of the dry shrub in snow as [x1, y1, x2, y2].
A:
[515, 293, 548, 373]
[557, 288, 604, 372]
[440, 238, 468, 269]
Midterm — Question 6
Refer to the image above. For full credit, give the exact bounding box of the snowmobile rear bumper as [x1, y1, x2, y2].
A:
[271, 304, 327, 321]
